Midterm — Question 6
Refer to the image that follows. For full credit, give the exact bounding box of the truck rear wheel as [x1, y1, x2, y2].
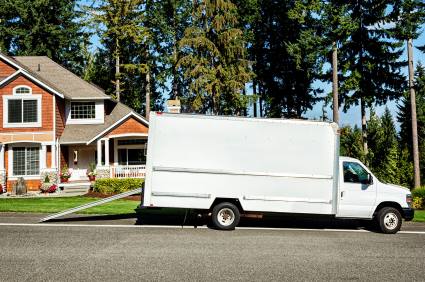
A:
[211, 202, 240, 230]
[376, 207, 402, 234]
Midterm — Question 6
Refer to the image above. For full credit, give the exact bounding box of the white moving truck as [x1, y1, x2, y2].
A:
[143, 113, 414, 233]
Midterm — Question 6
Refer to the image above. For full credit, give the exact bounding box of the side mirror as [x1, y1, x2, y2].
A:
[362, 174, 373, 185]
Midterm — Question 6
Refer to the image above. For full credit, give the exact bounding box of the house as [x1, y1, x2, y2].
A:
[0, 52, 149, 192]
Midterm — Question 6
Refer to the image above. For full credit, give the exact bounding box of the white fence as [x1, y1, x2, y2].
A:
[110, 165, 146, 179]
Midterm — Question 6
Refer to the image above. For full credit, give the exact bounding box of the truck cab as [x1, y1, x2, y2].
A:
[337, 156, 414, 233]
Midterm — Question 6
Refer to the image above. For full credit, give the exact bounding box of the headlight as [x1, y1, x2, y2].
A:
[406, 194, 413, 207]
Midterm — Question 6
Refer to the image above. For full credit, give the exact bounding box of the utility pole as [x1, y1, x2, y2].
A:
[407, 38, 421, 188]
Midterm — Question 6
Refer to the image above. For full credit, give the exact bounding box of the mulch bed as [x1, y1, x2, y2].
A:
[85, 191, 141, 201]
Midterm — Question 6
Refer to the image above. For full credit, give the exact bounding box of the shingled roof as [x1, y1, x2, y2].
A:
[13, 56, 109, 100]
[59, 102, 148, 144]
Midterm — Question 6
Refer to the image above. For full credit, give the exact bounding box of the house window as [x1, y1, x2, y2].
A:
[13, 86, 32, 95]
[70, 102, 96, 119]
[12, 147, 40, 176]
[118, 148, 146, 165]
[8, 99, 38, 123]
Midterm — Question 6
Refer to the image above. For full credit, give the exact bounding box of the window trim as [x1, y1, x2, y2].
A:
[13, 85, 32, 95]
[66, 100, 104, 125]
[3, 95, 42, 128]
[8, 144, 41, 178]
[69, 101, 96, 120]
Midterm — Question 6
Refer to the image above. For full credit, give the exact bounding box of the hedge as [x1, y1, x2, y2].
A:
[412, 187, 425, 210]
[93, 178, 144, 194]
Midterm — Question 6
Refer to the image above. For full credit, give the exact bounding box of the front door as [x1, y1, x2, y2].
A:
[337, 160, 377, 218]
[68, 146, 96, 181]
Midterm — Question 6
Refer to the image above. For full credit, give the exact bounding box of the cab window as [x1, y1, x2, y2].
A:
[343, 162, 369, 184]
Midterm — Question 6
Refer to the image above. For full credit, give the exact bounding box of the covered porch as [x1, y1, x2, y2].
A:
[61, 135, 147, 182]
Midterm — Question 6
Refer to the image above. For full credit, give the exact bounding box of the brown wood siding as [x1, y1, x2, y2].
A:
[0, 75, 55, 132]
[46, 146, 52, 168]
[55, 97, 65, 138]
[0, 59, 17, 77]
[106, 117, 148, 137]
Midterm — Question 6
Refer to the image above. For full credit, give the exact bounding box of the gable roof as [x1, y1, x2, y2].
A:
[0, 54, 65, 98]
[13, 56, 109, 100]
[59, 102, 148, 144]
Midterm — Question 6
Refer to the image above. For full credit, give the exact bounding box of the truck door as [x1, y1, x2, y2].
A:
[337, 161, 377, 218]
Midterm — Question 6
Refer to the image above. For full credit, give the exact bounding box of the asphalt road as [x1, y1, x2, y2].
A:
[0, 213, 424, 281]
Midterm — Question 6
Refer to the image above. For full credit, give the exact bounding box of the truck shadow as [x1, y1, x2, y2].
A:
[46, 209, 378, 232]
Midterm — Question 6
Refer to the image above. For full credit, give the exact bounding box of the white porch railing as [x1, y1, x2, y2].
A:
[110, 165, 146, 179]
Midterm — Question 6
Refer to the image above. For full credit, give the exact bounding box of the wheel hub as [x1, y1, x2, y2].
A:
[217, 208, 235, 227]
[383, 212, 398, 230]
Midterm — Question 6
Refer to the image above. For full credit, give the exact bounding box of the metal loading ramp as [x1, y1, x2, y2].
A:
[39, 188, 142, 223]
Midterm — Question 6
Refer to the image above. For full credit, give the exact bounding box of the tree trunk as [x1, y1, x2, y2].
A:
[259, 83, 263, 117]
[253, 80, 257, 117]
[408, 38, 421, 188]
[115, 39, 120, 102]
[145, 69, 151, 121]
[361, 98, 368, 156]
[332, 42, 339, 125]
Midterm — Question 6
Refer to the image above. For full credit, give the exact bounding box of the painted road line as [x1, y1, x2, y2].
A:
[0, 222, 424, 234]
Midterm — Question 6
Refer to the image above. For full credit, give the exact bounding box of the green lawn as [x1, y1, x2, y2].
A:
[0, 196, 139, 215]
[413, 210, 425, 222]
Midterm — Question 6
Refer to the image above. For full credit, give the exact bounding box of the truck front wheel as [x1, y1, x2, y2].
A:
[211, 202, 240, 230]
[376, 207, 402, 234]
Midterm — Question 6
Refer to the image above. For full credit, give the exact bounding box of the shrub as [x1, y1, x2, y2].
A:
[412, 187, 425, 210]
[412, 187, 425, 199]
[413, 197, 423, 210]
[93, 178, 144, 194]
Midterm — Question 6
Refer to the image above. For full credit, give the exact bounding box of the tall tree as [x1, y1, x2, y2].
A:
[248, 0, 323, 118]
[398, 63, 425, 185]
[147, 0, 192, 101]
[178, 0, 253, 115]
[339, 1, 405, 157]
[86, 0, 149, 102]
[0, 0, 86, 74]
[321, 1, 352, 125]
[392, 0, 425, 188]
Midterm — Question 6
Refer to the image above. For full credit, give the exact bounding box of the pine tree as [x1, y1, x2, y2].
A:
[86, 0, 149, 102]
[340, 125, 365, 162]
[178, 0, 253, 115]
[339, 1, 405, 156]
[392, 0, 425, 187]
[398, 63, 425, 184]
[0, 0, 86, 74]
[321, 0, 352, 125]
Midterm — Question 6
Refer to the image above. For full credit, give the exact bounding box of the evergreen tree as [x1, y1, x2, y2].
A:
[398, 63, 425, 183]
[146, 0, 192, 100]
[0, 0, 86, 74]
[340, 125, 365, 161]
[178, 0, 253, 115]
[339, 1, 405, 156]
[392, 0, 425, 187]
[245, 0, 323, 118]
[86, 0, 149, 102]
[321, 0, 352, 124]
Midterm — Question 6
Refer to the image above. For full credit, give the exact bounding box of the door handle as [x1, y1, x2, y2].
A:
[340, 191, 344, 198]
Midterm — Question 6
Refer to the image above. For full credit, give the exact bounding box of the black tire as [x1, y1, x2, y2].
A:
[211, 202, 240, 230]
[376, 207, 402, 234]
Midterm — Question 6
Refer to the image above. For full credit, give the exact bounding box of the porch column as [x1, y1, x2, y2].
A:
[113, 139, 118, 166]
[41, 145, 47, 169]
[104, 138, 110, 166]
[51, 144, 56, 169]
[97, 139, 102, 166]
[0, 144, 4, 170]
